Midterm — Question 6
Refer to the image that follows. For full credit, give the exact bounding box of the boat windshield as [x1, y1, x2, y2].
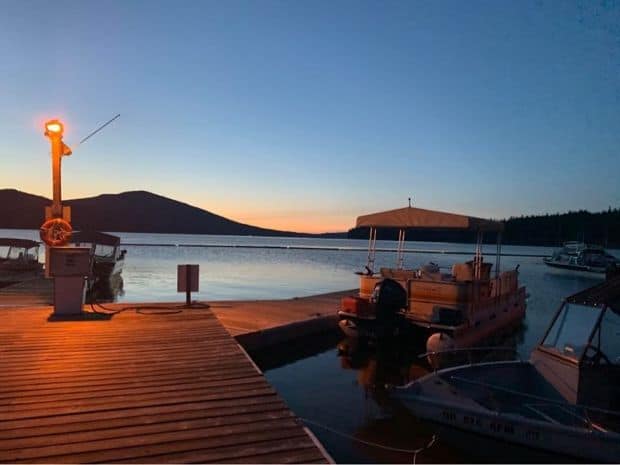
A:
[591, 309, 620, 365]
[0, 246, 37, 261]
[70, 241, 115, 259]
[94, 244, 116, 258]
[542, 303, 602, 361]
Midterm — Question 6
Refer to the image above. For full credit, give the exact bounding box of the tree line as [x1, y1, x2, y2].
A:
[347, 208, 620, 248]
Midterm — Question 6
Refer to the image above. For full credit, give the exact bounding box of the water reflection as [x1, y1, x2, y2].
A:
[337, 337, 429, 402]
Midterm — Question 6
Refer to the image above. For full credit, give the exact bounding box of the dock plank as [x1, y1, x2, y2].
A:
[0, 285, 352, 351]
[0, 306, 330, 463]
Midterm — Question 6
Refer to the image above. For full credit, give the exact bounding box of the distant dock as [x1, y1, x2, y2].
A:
[0, 303, 334, 463]
[121, 242, 551, 257]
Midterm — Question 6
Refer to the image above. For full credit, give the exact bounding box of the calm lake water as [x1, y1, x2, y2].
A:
[2, 229, 616, 463]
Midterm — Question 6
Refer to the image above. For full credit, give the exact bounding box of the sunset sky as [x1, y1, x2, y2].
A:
[1, 1, 618, 233]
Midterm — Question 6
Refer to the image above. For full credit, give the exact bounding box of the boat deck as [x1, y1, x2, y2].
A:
[0, 305, 331, 463]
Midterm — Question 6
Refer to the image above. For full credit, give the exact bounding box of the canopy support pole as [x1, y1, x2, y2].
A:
[396, 229, 406, 269]
[496, 232, 502, 278]
[475, 230, 483, 281]
[366, 227, 377, 273]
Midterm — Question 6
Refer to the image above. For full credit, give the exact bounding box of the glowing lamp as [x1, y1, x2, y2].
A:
[45, 119, 64, 137]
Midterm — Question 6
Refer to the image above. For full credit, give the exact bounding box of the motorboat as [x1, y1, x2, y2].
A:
[0, 238, 43, 275]
[339, 206, 527, 353]
[69, 231, 126, 289]
[391, 276, 620, 462]
[543, 241, 619, 273]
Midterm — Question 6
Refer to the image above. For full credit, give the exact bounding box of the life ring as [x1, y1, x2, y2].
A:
[40, 218, 72, 246]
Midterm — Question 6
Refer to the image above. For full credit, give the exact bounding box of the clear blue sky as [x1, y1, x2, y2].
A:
[1, 0, 618, 232]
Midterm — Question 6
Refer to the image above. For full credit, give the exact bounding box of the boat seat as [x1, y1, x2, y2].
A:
[452, 260, 492, 281]
[418, 270, 444, 281]
[379, 267, 416, 280]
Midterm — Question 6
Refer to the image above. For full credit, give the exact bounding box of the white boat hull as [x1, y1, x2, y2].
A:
[397, 392, 620, 462]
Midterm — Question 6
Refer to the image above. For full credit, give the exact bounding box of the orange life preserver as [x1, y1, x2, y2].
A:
[40, 218, 72, 246]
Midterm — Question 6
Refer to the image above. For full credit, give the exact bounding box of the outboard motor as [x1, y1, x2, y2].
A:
[371, 278, 407, 322]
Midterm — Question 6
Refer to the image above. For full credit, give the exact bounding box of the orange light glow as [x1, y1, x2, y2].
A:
[45, 120, 64, 136]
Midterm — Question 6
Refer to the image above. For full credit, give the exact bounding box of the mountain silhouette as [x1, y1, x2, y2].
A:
[0, 189, 314, 236]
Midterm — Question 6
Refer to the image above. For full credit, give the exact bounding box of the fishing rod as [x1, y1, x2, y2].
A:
[78, 113, 121, 145]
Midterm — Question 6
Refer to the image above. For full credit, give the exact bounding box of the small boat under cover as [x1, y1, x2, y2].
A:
[0, 238, 42, 275]
[69, 231, 125, 289]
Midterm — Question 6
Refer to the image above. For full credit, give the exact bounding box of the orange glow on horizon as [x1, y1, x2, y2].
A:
[232, 214, 351, 234]
[15, 184, 352, 234]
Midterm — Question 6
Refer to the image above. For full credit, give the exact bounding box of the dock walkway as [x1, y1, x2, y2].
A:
[0, 305, 331, 463]
[0, 281, 351, 350]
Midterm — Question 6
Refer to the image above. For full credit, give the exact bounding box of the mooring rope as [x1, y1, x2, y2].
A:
[301, 417, 438, 464]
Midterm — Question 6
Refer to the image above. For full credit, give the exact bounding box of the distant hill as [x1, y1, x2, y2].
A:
[3, 189, 618, 247]
[0, 189, 314, 237]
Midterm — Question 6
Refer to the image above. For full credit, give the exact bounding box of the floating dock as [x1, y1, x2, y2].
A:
[210, 290, 351, 351]
[0, 304, 333, 463]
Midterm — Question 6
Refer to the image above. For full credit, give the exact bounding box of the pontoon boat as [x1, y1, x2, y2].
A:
[339, 206, 527, 353]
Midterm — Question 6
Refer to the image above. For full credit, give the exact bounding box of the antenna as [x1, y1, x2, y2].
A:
[79, 114, 120, 145]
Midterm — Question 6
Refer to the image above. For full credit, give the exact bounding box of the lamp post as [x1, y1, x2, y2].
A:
[40, 119, 73, 249]
[40, 119, 91, 317]
[44, 120, 72, 217]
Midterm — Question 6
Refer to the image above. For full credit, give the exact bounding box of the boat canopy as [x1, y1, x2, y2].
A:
[71, 231, 121, 247]
[566, 275, 620, 314]
[355, 207, 504, 232]
[0, 238, 40, 249]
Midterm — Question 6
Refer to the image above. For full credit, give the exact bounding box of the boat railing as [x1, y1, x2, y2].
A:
[419, 346, 522, 372]
[450, 375, 620, 429]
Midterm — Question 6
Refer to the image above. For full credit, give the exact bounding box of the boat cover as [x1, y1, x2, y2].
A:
[355, 207, 504, 232]
[70, 231, 121, 247]
[0, 238, 40, 249]
[567, 275, 620, 313]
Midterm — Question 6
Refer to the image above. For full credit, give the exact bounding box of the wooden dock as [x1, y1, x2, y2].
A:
[0, 305, 332, 463]
[210, 290, 352, 351]
[0, 279, 351, 351]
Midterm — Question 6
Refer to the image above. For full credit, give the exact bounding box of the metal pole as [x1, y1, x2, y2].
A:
[50, 136, 63, 217]
[475, 230, 482, 280]
[186, 265, 191, 306]
[367, 227, 377, 272]
[398, 229, 405, 269]
[496, 232, 501, 278]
